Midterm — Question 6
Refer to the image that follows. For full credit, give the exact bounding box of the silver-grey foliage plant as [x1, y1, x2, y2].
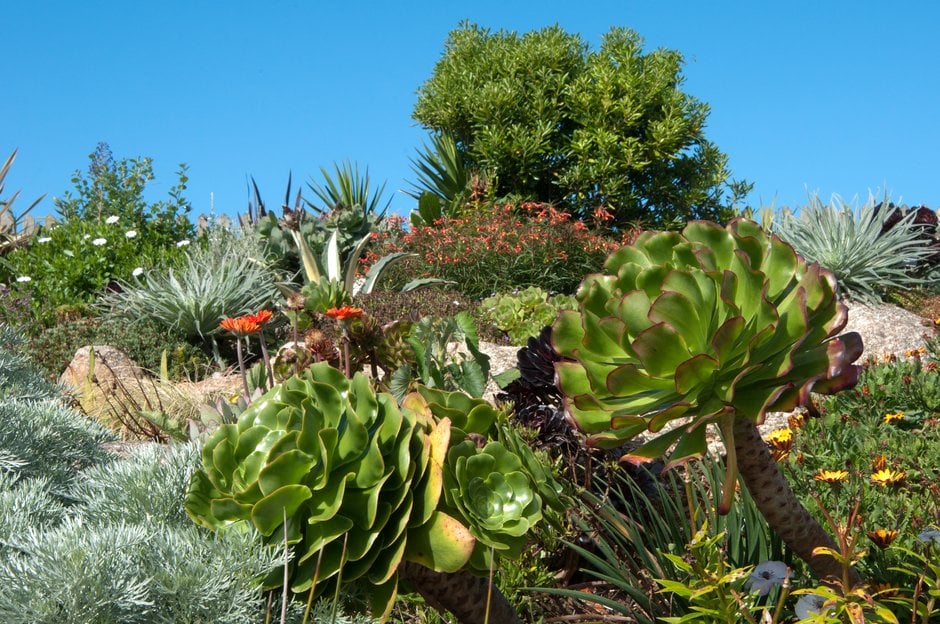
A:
[776, 193, 936, 303]
[101, 225, 279, 342]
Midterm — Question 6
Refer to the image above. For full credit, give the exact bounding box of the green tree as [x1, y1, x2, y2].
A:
[413, 23, 750, 229]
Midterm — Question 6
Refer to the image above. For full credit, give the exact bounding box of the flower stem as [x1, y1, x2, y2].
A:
[235, 338, 249, 398]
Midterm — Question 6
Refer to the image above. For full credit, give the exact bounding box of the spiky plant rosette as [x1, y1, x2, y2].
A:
[184, 363, 476, 619]
[553, 219, 863, 503]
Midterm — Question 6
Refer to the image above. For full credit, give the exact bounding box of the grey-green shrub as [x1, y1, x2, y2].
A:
[0, 473, 66, 550]
[0, 324, 60, 401]
[73, 442, 200, 527]
[0, 519, 281, 624]
[776, 193, 936, 303]
[0, 399, 113, 487]
[101, 225, 280, 342]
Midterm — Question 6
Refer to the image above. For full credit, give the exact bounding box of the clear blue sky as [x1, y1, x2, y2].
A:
[4, 1, 938, 222]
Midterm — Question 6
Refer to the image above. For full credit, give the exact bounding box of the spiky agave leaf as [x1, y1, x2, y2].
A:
[554, 219, 863, 469]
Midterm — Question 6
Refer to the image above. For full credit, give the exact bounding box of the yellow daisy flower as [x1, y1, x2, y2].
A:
[814, 469, 849, 483]
[883, 411, 905, 425]
[871, 468, 906, 487]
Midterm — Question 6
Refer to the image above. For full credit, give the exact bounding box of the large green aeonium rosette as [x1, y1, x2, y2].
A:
[554, 219, 863, 506]
[184, 363, 474, 619]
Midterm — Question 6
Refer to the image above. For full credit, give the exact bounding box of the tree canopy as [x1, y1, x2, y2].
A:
[413, 23, 750, 228]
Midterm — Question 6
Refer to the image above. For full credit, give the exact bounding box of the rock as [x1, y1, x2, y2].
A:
[59, 345, 146, 392]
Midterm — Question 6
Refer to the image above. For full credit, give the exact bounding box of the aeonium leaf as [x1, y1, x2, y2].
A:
[250, 484, 313, 536]
[404, 510, 475, 573]
[258, 448, 316, 496]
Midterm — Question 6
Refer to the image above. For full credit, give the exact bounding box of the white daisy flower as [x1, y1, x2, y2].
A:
[176, 239, 190, 247]
[16, 276, 31, 283]
[92, 238, 107, 246]
[83, 234, 91, 240]
[125, 230, 138, 238]
[37, 236, 52, 243]
[132, 267, 144, 277]
[105, 215, 119, 224]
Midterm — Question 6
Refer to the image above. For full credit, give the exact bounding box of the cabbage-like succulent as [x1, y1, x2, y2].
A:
[554, 219, 865, 583]
[443, 439, 543, 565]
[555, 219, 862, 462]
[185, 363, 475, 619]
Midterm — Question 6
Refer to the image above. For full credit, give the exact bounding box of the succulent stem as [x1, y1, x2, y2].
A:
[732, 416, 861, 587]
[398, 561, 522, 624]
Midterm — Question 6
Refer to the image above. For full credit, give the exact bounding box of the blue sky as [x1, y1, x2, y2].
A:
[4, 1, 938, 222]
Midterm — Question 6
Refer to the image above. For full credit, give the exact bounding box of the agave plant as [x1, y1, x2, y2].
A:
[775, 193, 936, 303]
[554, 219, 864, 585]
[0, 149, 45, 257]
[186, 364, 532, 623]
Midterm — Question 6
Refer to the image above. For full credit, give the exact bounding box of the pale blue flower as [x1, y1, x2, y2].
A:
[794, 593, 829, 620]
[917, 527, 940, 546]
[745, 560, 788, 596]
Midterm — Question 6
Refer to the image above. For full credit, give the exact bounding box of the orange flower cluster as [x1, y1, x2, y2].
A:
[219, 309, 273, 336]
[325, 306, 364, 321]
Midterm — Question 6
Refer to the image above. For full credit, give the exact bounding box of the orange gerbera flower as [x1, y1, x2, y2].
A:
[246, 309, 273, 326]
[871, 468, 906, 487]
[867, 529, 899, 549]
[325, 306, 364, 321]
[219, 316, 262, 336]
[814, 469, 849, 483]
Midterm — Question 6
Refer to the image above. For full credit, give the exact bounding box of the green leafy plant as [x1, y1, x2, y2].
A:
[554, 219, 864, 584]
[406, 132, 472, 225]
[185, 364, 475, 619]
[480, 286, 578, 345]
[0, 143, 195, 327]
[389, 312, 491, 400]
[26, 315, 212, 383]
[414, 23, 749, 228]
[775, 193, 936, 304]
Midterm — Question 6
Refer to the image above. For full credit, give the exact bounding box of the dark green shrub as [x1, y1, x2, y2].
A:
[414, 23, 749, 228]
[27, 316, 213, 382]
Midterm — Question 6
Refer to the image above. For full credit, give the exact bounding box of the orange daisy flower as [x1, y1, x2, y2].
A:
[219, 316, 262, 336]
[872, 454, 888, 472]
[866, 529, 899, 549]
[246, 309, 273, 326]
[325, 306, 364, 321]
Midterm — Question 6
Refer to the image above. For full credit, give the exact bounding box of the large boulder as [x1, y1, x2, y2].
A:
[59, 345, 145, 392]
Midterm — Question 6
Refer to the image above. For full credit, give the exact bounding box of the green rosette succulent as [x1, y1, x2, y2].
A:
[184, 362, 475, 619]
[554, 219, 863, 505]
[442, 439, 543, 566]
